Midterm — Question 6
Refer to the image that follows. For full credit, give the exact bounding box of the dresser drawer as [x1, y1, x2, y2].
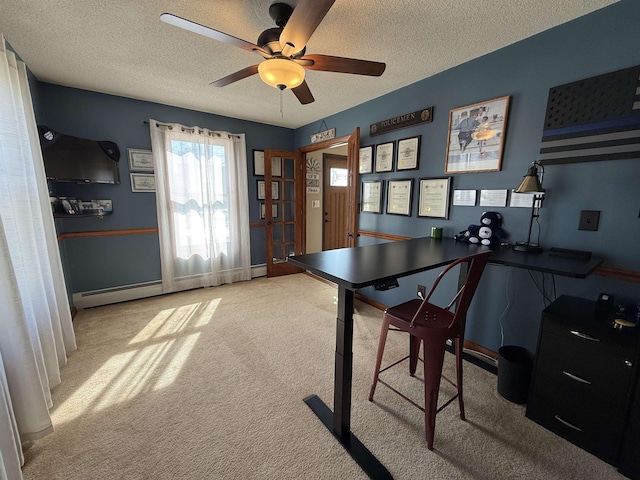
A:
[541, 312, 637, 361]
[527, 387, 626, 464]
[535, 332, 635, 408]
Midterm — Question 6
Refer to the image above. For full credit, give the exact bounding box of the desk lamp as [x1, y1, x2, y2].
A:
[513, 161, 545, 253]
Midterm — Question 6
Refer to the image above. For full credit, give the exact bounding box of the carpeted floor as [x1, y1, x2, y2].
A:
[21, 274, 626, 479]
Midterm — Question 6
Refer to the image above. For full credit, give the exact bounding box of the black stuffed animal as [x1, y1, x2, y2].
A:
[454, 211, 507, 247]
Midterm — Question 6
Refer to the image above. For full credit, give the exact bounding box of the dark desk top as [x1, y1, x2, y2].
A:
[287, 237, 603, 290]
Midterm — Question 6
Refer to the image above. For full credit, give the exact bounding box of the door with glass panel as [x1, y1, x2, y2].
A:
[264, 149, 304, 277]
[323, 154, 348, 250]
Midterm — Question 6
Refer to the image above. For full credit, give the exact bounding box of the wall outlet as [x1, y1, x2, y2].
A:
[578, 210, 600, 231]
[417, 284, 426, 299]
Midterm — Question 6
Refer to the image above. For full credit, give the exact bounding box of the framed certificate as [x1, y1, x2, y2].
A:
[253, 150, 265, 176]
[418, 177, 452, 219]
[130, 173, 155, 192]
[396, 136, 420, 171]
[375, 142, 394, 173]
[386, 179, 412, 216]
[359, 145, 373, 174]
[260, 203, 278, 219]
[253, 151, 282, 177]
[361, 180, 383, 213]
[257, 180, 279, 200]
[128, 149, 154, 172]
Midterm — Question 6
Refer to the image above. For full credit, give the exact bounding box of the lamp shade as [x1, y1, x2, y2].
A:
[258, 58, 305, 90]
[515, 163, 544, 193]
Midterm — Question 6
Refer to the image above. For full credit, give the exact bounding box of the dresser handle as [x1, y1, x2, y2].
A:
[562, 371, 591, 384]
[554, 415, 583, 432]
[569, 330, 599, 342]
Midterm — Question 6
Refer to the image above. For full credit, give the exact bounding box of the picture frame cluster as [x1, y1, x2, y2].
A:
[127, 148, 155, 193]
[359, 135, 421, 174]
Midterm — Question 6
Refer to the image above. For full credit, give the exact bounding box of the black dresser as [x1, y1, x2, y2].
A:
[526, 295, 639, 473]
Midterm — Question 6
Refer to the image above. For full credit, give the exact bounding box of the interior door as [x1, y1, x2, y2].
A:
[323, 154, 348, 250]
[264, 149, 304, 277]
[346, 128, 360, 247]
[299, 127, 360, 251]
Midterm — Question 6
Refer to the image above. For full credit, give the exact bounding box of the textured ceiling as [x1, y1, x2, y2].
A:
[0, 0, 618, 129]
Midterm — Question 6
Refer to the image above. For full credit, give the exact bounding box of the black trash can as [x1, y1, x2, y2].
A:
[497, 346, 533, 404]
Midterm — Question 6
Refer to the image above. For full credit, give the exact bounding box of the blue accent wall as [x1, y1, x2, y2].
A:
[294, 0, 640, 352]
[36, 84, 292, 292]
[26, 0, 639, 353]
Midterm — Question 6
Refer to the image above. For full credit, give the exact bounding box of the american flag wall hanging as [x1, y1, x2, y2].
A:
[538, 65, 640, 165]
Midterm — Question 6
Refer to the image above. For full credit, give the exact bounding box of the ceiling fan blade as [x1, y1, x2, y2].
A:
[280, 0, 335, 57]
[161, 13, 270, 56]
[210, 65, 259, 87]
[292, 81, 315, 105]
[302, 54, 386, 76]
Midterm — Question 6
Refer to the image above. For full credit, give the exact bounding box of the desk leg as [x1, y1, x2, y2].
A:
[304, 286, 393, 480]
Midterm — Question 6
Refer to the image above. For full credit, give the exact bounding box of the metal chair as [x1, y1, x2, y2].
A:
[368, 251, 491, 450]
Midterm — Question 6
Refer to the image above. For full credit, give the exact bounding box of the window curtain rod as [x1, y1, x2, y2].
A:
[143, 120, 240, 139]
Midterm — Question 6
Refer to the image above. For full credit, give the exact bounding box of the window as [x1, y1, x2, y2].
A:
[150, 122, 251, 292]
[330, 167, 348, 187]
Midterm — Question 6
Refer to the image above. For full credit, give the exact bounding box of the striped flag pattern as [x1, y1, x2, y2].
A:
[538, 65, 640, 165]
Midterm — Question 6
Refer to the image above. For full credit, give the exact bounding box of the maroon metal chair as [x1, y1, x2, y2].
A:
[368, 251, 491, 450]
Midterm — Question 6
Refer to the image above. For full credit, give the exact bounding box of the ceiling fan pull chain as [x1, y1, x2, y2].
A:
[280, 89, 284, 118]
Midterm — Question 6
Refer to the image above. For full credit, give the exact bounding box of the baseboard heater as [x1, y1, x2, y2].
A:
[73, 264, 268, 309]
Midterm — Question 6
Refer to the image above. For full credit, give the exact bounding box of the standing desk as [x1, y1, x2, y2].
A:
[287, 236, 603, 479]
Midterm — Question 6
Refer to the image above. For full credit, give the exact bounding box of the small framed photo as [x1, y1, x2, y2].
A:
[257, 180, 279, 200]
[375, 142, 394, 173]
[386, 179, 412, 216]
[359, 145, 373, 174]
[396, 136, 421, 171]
[445, 95, 510, 174]
[418, 177, 452, 219]
[128, 149, 154, 172]
[130, 173, 156, 192]
[361, 180, 383, 213]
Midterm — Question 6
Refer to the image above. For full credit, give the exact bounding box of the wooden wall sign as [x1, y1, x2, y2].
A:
[370, 107, 433, 136]
[311, 128, 336, 144]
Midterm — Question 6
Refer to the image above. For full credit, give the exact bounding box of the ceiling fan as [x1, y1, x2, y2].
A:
[160, 0, 386, 105]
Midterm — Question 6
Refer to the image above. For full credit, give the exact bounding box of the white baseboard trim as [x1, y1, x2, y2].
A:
[73, 264, 268, 309]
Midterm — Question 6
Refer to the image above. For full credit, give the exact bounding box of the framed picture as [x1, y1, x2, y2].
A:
[130, 173, 155, 192]
[253, 150, 265, 176]
[260, 203, 278, 219]
[418, 177, 452, 219]
[253, 150, 282, 177]
[359, 145, 373, 174]
[445, 95, 510, 174]
[386, 179, 412, 216]
[127, 149, 154, 172]
[375, 142, 394, 173]
[361, 180, 383, 213]
[257, 180, 279, 200]
[396, 136, 421, 171]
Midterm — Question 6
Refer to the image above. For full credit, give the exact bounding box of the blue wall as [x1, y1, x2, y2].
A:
[35, 84, 293, 291]
[294, 0, 639, 352]
[29, 0, 639, 353]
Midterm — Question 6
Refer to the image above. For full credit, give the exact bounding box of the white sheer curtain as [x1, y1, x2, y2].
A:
[0, 36, 76, 479]
[149, 120, 251, 293]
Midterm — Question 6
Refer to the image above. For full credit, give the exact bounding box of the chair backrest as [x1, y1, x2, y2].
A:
[410, 251, 491, 330]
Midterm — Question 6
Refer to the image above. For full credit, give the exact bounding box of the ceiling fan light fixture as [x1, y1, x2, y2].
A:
[258, 58, 305, 90]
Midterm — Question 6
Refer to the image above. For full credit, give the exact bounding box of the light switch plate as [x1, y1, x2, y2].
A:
[578, 210, 600, 231]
